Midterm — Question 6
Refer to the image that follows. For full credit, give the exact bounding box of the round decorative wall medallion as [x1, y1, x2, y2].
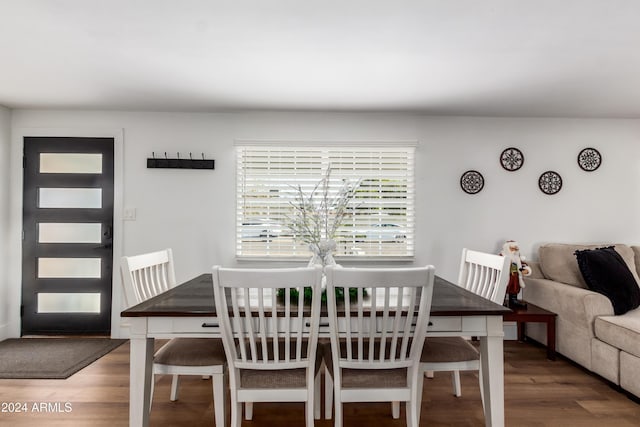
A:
[460, 170, 484, 194]
[538, 171, 562, 195]
[577, 148, 602, 171]
[500, 147, 524, 171]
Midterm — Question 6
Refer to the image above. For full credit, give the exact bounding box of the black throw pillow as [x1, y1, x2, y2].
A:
[574, 246, 640, 315]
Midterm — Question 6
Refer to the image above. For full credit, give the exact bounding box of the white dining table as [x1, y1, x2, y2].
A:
[122, 273, 511, 427]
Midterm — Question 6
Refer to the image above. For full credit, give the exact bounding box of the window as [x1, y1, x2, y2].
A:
[236, 142, 415, 259]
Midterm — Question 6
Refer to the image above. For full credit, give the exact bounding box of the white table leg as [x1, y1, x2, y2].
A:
[479, 316, 505, 427]
[129, 318, 154, 427]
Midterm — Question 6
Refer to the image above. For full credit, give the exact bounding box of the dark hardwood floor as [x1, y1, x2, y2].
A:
[1, 340, 639, 426]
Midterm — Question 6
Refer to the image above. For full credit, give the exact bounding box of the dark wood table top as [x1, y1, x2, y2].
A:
[121, 274, 512, 318]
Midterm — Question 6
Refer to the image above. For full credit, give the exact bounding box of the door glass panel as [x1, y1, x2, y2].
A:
[37, 293, 101, 313]
[39, 223, 102, 243]
[39, 188, 102, 209]
[39, 153, 103, 174]
[38, 258, 101, 278]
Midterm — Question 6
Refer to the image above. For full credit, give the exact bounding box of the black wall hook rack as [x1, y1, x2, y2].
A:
[147, 152, 215, 170]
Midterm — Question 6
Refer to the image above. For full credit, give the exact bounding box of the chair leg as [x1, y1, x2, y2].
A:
[212, 373, 225, 427]
[334, 401, 343, 427]
[306, 388, 315, 427]
[406, 399, 414, 427]
[324, 369, 333, 419]
[478, 364, 485, 414]
[416, 371, 425, 425]
[409, 368, 424, 427]
[451, 370, 462, 397]
[231, 396, 242, 427]
[149, 375, 155, 411]
[244, 402, 253, 420]
[314, 369, 321, 419]
[392, 401, 400, 419]
[170, 374, 180, 401]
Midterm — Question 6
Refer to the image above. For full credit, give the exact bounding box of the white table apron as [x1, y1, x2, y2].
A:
[127, 314, 505, 427]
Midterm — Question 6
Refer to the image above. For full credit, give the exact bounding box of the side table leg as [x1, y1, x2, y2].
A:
[547, 318, 556, 360]
[517, 321, 525, 342]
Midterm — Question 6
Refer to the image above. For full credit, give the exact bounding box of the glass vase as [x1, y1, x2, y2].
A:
[307, 239, 337, 268]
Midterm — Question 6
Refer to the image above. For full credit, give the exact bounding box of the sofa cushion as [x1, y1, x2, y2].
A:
[633, 246, 640, 279]
[575, 246, 640, 315]
[620, 351, 640, 398]
[595, 307, 640, 358]
[538, 243, 638, 288]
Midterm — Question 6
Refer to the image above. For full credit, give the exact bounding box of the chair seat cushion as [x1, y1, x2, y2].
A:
[420, 337, 479, 363]
[320, 340, 409, 389]
[236, 339, 322, 389]
[241, 368, 308, 388]
[154, 338, 226, 366]
[340, 368, 408, 389]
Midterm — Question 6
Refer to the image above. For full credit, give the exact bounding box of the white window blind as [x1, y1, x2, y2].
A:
[236, 143, 415, 259]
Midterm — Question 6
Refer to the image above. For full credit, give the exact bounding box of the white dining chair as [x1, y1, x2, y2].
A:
[323, 265, 435, 427]
[121, 249, 227, 427]
[212, 265, 324, 427]
[402, 248, 510, 423]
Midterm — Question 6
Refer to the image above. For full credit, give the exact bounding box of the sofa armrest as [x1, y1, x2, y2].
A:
[524, 277, 614, 336]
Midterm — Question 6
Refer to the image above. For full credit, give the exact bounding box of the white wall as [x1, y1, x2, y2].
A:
[8, 110, 640, 336]
[0, 106, 11, 340]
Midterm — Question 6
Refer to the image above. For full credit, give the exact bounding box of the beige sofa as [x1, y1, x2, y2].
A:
[523, 243, 640, 398]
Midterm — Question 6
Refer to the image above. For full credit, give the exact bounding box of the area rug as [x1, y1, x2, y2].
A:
[0, 338, 127, 379]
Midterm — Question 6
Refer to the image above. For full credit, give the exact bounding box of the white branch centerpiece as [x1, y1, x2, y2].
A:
[285, 166, 361, 267]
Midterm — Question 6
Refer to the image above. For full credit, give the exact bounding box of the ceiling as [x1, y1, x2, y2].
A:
[1, 0, 640, 118]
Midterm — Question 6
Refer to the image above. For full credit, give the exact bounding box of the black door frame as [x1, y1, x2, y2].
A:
[22, 137, 115, 335]
[10, 129, 124, 339]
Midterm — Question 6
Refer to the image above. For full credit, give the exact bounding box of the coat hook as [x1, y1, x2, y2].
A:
[152, 152, 155, 159]
[164, 152, 168, 159]
[189, 152, 193, 160]
[177, 152, 180, 159]
[202, 153, 205, 160]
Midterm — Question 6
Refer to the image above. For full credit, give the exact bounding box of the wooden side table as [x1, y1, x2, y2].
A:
[503, 302, 557, 360]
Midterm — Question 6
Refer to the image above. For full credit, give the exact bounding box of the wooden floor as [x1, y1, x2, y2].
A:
[1, 340, 639, 426]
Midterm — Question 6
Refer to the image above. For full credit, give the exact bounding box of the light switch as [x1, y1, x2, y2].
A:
[123, 207, 136, 221]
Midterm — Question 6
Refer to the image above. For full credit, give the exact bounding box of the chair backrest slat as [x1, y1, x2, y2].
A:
[257, 288, 268, 364]
[368, 287, 376, 362]
[298, 289, 305, 360]
[378, 288, 390, 362]
[389, 288, 402, 362]
[270, 288, 279, 361]
[243, 287, 258, 363]
[212, 266, 323, 371]
[230, 290, 248, 362]
[121, 248, 176, 307]
[285, 289, 291, 362]
[457, 248, 510, 304]
[357, 287, 364, 362]
[325, 265, 435, 370]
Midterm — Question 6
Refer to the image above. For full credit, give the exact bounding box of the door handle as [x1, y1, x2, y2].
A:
[99, 225, 113, 249]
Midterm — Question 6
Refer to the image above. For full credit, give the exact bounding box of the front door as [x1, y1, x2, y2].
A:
[22, 137, 114, 335]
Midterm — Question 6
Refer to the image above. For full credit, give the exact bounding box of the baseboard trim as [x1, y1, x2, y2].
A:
[0, 321, 19, 341]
